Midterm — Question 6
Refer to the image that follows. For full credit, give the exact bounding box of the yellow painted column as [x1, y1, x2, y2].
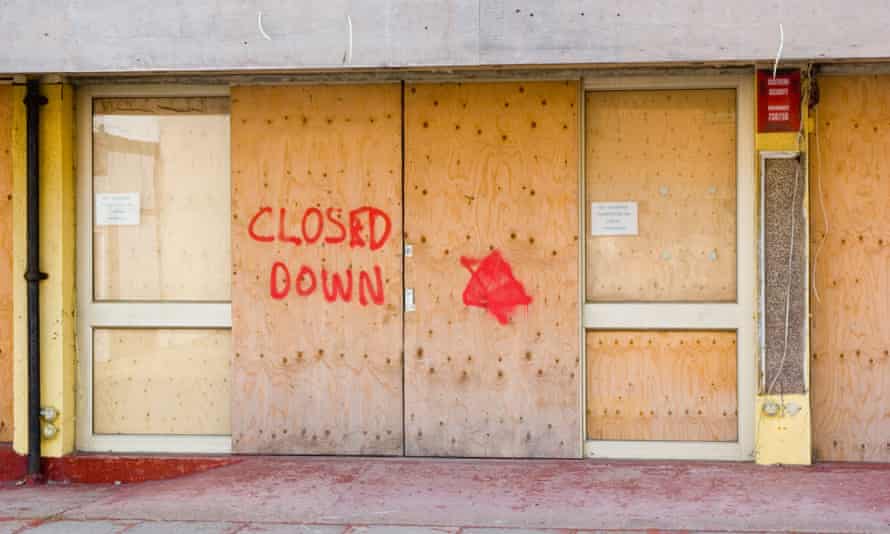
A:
[12, 83, 76, 457]
[753, 68, 812, 465]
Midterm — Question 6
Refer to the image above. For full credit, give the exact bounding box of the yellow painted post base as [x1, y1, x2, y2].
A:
[755, 394, 812, 465]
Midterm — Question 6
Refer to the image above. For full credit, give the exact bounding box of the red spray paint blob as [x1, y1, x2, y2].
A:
[460, 250, 532, 325]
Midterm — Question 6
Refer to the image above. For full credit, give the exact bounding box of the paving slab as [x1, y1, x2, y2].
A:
[125, 521, 242, 533]
[23, 519, 133, 533]
[344, 527, 459, 534]
[0, 520, 29, 534]
[0, 484, 110, 520]
[239, 525, 347, 534]
[461, 529, 573, 534]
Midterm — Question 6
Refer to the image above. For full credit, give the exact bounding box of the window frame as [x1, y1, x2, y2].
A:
[76, 84, 232, 453]
[580, 73, 756, 460]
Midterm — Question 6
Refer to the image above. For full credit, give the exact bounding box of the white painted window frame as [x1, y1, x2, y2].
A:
[75, 84, 233, 454]
[581, 74, 756, 461]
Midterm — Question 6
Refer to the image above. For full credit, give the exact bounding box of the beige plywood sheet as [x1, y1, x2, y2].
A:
[93, 329, 231, 435]
[586, 89, 737, 302]
[92, 98, 231, 301]
[0, 86, 12, 442]
[586, 331, 738, 441]
[811, 75, 890, 462]
[404, 81, 580, 458]
[231, 85, 403, 454]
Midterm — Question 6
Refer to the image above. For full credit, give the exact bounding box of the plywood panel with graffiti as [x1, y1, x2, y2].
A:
[404, 81, 580, 458]
[231, 85, 404, 454]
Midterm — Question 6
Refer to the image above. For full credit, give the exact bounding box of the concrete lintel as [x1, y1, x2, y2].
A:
[2, 1, 890, 74]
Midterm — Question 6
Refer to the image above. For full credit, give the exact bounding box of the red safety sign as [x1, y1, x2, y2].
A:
[757, 69, 801, 133]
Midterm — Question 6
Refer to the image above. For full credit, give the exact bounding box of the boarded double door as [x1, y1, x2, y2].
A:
[231, 82, 580, 457]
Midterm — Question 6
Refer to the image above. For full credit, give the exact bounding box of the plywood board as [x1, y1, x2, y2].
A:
[231, 85, 403, 454]
[92, 98, 231, 301]
[586, 331, 738, 441]
[93, 329, 231, 435]
[586, 89, 737, 302]
[404, 81, 580, 458]
[0, 86, 13, 442]
[811, 75, 890, 462]
[763, 157, 806, 394]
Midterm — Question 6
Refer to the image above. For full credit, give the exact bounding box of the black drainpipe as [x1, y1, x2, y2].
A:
[24, 79, 48, 481]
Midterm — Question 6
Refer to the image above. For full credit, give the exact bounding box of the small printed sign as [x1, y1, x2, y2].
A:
[757, 69, 801, 133]
[95, 193, 140, 226]
[590, 201, 638, 236]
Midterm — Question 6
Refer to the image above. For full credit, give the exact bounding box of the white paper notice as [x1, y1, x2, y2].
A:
[95, 193, 140, 226]
[590, 201, 638, 236]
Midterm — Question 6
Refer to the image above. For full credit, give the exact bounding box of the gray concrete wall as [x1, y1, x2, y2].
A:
[0, 0, 888, 74]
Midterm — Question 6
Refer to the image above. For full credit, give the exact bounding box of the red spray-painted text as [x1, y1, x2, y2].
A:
[247, 206, 392, 305]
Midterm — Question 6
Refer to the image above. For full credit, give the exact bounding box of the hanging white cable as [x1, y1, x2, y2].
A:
[773, 24, 785, 79]
[257, 11, 272, 41]
[343, 15, 353, 65]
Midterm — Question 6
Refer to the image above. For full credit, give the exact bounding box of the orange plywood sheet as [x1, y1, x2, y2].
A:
[586, 331, 738, 441]
[586, 89, 737, 302]
[811, 75, 890, 462]
[93, 329, 231, 435]
[404, 81, 580, 458]
[231, 85, 403, 454]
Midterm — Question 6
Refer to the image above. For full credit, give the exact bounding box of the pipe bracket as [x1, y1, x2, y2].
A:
[24, 272, 48, 282]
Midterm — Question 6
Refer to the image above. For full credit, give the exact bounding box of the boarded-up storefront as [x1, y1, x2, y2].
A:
[76, 76, 755, 460]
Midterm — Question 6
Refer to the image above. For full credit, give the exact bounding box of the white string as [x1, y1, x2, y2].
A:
[257, 11, 272, 41]
[768, 162, 800, 394]
[344, 15, 353, 65]
[772, 24, 784, 79]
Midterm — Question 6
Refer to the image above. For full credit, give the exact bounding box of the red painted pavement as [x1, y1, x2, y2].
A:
[2, 457, 889, 532]
[0, 444, 25, 481]
[0, 443, 239, 483]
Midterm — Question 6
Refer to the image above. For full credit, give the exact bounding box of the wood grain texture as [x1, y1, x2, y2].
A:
[404, 81, 580, 458]
[92, 98, 231, 301]
[231, 85, 403, 454]
[93, 329, 231, 435]
[0, 86, 12, 442]
[586, 331, 738, 441]
[811, 75, 890, 462]
[586, 89, 737, 302]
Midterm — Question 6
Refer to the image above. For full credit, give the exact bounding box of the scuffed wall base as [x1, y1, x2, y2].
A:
[755, 394, 812, 465]
[0, 443, 239, 483]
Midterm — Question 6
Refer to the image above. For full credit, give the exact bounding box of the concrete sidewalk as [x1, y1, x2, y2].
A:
[1, 457, 889, 533]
